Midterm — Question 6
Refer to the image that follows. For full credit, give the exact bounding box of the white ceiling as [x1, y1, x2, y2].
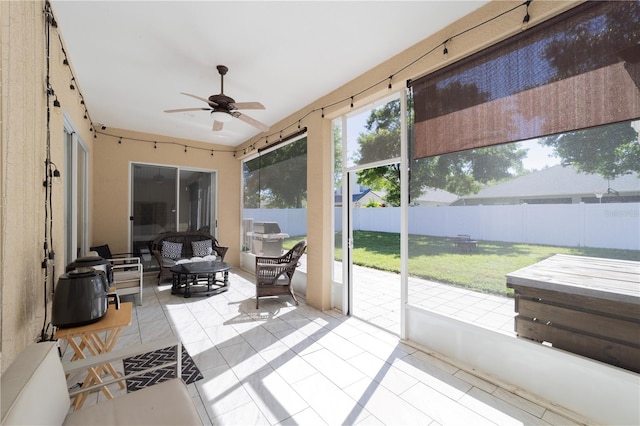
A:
[51, 1, 487, 147]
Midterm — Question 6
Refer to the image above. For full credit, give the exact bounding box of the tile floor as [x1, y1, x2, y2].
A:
[348, 264, 516, 337]
[62, 269, 581, 426]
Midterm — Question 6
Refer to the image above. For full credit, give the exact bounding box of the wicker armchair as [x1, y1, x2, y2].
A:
[255, 240, 307, 308]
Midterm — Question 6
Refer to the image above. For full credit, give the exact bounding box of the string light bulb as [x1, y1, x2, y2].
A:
[522, 0, 531, 30]
[443, 38, 450, 60]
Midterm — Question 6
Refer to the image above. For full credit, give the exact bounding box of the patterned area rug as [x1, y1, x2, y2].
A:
[122, 345, 203, 393]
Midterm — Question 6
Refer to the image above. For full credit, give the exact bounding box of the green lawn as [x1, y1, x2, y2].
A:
[285, 231, 639, 296]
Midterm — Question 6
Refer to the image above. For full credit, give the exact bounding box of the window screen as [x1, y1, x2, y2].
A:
[411, 1, 640, 159]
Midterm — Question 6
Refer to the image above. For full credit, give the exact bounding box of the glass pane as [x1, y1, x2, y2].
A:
[132, 165, 176, 260]
[333, 120, 343, 285]
[242, 137, 307, 255]
[346, 98, 401, 168]
[179, 170, 212, 233]
[407, 121, 640, 342]
[64, 129, 73, 264]
[76, 144, 86, 256]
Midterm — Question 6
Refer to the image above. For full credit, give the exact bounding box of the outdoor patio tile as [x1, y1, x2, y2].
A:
[191, 395, 214, 426]
[204, 323, 244, 348]
[344, 376, 434, 426]
[347, 351, 419, 395]
[240, 325, 287, 353]
[302, 348, 367, 389]
[184, 339, 227, 371]
[291, 372, 372, 426]
[171, 321, 209, 344]
[119, 270, 584, 425]
[315, 331, 365, 360]
[192, 309, 226, 328]
[240, 366, 309, 424]
[260, 317, 295, 334]
[139, 318, 175, 343]
[112, 331, 141, 351]
[277, 407, 329, 426]
[211, 400, 270, 426]
[217, 340, 271, 379]
[391, 355, 470, 401]
[262, 347, 317, 385]
[271, 329, 324, 356]
[401, 381, 495, 426]
[196, 364, 254, 419]
[460, 387, 550, 426]
[136, 302, 169, 324]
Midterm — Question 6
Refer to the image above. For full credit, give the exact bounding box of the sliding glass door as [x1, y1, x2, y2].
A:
[131, 164, 217, 269]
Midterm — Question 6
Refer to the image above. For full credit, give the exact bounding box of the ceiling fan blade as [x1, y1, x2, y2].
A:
[212, 120, 224, 131]
[180, 92, 214, 105]
[164, 107, 210, 113]
[230, 101, 265, 110]
[235, 112, 269, 132]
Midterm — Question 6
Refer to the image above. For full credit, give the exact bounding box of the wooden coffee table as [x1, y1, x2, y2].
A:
[170, 260, 231, 298]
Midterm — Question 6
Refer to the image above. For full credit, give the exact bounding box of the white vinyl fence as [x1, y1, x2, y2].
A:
[245, 203, 640, 250]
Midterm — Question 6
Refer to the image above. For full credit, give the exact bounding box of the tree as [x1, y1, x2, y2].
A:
[539, 122, 640, 180]
[243, 138, 307, 208]
[354, 99, 526, 206]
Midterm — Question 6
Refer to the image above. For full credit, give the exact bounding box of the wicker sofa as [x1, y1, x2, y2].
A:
[150, 231, 228, 284]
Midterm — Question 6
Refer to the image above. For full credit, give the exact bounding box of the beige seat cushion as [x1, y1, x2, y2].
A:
[64, 379, 202, 426]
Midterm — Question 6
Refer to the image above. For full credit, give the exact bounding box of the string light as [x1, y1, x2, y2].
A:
[118, 137, 122, 145]
[522, 0, 531, 30]
[442, 38, 450, 60]
[50, 0, 532, 161]
[243, 0, 532, 151]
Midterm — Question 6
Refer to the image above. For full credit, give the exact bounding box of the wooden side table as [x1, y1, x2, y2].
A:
[54, 302, 133, 409]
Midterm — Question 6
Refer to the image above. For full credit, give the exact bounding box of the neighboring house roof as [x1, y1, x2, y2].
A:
[335, 187, 385, 205]
[412, 188, 459, 206]
[459, 165, 640, 203]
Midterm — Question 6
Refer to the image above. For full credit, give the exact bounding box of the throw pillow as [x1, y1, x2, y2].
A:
[192, 239, 213, 257]
[161, 241, 183, 259]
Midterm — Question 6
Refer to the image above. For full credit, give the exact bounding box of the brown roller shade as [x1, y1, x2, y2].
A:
[411, 1, 640, 159]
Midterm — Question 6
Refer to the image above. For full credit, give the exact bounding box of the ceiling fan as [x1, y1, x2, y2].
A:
[164, 65, 269, 132]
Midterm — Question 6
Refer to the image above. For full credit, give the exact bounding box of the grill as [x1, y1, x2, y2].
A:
[246, 221, 289, 256]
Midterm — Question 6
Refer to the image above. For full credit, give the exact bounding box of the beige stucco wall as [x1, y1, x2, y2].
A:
[1, 0, 582, 370]
[1, 0, 95, 371]
[92, 129, 241, 265]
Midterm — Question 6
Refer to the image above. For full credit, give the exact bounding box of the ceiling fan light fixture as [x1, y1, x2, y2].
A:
[211, 110, 233, 122]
